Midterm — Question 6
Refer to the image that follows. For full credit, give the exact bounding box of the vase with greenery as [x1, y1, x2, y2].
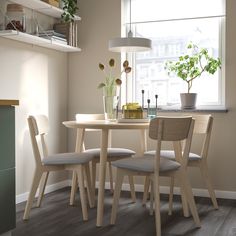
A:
[165, 43, 221, 109]
[98, 58, 131, 120]
[61, 0, 78, 23]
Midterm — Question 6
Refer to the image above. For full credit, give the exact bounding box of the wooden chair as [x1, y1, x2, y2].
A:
[69, 114, 136, 206]
[143, 114, 218, 214]
[110, 116, 201, 236]
[23, 115, 94, 221]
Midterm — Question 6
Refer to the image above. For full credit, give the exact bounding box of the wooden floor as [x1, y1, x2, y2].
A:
[13, 187, 236, 236]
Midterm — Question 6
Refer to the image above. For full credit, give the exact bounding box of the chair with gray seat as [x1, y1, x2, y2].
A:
[23, 115, 94, 221]
[69, 113, 136, 206]
[143, 114, 218, 214]
[110, 116, 201, 236]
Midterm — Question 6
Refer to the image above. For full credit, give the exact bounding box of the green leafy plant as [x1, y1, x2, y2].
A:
[61, 0, 78, 22]
[98, 58, 131, 96]
[165, 43, 221, 93]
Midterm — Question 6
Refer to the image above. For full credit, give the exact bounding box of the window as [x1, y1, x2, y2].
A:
[121, 0, 225, 109]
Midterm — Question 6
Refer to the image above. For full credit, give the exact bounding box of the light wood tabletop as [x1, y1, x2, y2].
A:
[0, 99, 19, 106]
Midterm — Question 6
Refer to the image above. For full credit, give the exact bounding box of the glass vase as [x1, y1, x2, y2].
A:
[103, 86, 120, 121]
[103, 95, 119, 121]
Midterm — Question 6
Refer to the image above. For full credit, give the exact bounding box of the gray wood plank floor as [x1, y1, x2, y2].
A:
[13, 187, 236, 236]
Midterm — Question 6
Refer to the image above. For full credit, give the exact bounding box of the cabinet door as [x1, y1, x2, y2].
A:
[0, 168, 16, 234]
[0, 107, 15, 171]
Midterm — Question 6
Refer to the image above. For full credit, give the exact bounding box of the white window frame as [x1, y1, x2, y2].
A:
[120, 0, 226, 110]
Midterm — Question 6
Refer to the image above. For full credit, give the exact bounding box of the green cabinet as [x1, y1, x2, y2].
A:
[0, 104, 17, 234]
[0, 107, 15, 171]
[0, 169, 15, 234]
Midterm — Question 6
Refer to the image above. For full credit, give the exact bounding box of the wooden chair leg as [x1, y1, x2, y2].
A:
[91, 160, 97, 201]
[84, 163, 94, 208]
[70, 171, 78, 206]
[180, 181, 190, 217]
[23, 169, 43, 220]
[128, 175, 136, 203]
[142, 176, 150, 206]
[168, 177, 174, 215]
[178, 170, 201, 227]
[36, 171, 49, 207]
[77, 166, 88, 221]
[108, 162, 114, 193]
[149, 181, 154, 216]
[110, 169, 125, 225]
[153, 177, 161, 236]
[200, 162, 218, 209]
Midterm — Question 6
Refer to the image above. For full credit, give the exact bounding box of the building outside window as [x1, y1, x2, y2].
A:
[121, 0, 225, 109]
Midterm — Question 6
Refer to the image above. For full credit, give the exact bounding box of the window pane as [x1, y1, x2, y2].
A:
[133, 17, 223, 107]
[130, 0, 225, 23]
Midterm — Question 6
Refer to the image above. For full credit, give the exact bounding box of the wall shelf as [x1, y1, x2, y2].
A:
[8, 0, 81, 20]
[0, 0, 81, 52]
[0, 30, 81, 52]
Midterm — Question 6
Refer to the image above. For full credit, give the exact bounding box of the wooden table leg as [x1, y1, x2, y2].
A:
[70, 128, 85, 205]
[96, 129, 108, 227]
[141, 129, 149, 205]
[140, 129, 147, 155]
[75, 128, 85, 153]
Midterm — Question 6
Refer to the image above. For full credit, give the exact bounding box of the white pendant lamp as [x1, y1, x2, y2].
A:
[109, 0, 152, 52]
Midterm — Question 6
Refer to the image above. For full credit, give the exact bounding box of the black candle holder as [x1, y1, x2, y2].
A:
[155, 94, 158, 110]
[147, 99, 150, 118]
[141, 90, 145, 109]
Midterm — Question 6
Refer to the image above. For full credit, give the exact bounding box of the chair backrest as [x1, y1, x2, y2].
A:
[192, 114, 213, 134]
[28, 115, 49, 166]
[149, 116, 194, 174]
[76, 114, 105, 121]
[192, 114, 213, 160]
[149, 116, 193, 141]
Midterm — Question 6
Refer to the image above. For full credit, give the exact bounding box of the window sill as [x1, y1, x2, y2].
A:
[119, 106, 228, 114]
[155, 106, 228, 113]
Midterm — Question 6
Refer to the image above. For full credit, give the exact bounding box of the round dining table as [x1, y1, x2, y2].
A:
[63, 120, 149, 226]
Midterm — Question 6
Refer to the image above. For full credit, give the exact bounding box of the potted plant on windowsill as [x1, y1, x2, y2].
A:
[165, 43, 221, 109]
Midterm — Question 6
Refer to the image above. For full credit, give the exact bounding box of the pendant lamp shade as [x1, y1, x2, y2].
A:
[108, 0, 152, 52]
[109, 36, 152, 52]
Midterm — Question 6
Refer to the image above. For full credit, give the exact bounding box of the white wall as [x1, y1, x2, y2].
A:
[67, 0, 121, 149]
[0, 38, 69, 195]
[67, 0, 236, 193]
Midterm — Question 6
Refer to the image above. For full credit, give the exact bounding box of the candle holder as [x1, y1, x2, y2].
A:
[146, 95, 158, 119]
[141, 90, 145, 109]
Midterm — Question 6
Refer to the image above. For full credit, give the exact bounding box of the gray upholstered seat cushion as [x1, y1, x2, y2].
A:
[83, 148, 135, 158]
[112, 156, 180, 173]
[42, 152, 94, 165]
[144, 150, 201, 161]
[188, 153, 201, 161]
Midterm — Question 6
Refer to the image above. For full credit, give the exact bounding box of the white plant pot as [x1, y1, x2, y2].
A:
[180, 93, 197, 109]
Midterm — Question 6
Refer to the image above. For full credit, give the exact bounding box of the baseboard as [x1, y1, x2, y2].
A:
[16, 179, 236, 204]
[16, 180, 70, 204]
[104, 182, 236, 200]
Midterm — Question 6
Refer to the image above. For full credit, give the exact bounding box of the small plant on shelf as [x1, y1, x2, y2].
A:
[61, 0, 78, 22]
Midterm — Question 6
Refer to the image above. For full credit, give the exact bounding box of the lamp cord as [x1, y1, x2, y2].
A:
[130, 0, 131, 31]
[128, 0, 133, 37]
